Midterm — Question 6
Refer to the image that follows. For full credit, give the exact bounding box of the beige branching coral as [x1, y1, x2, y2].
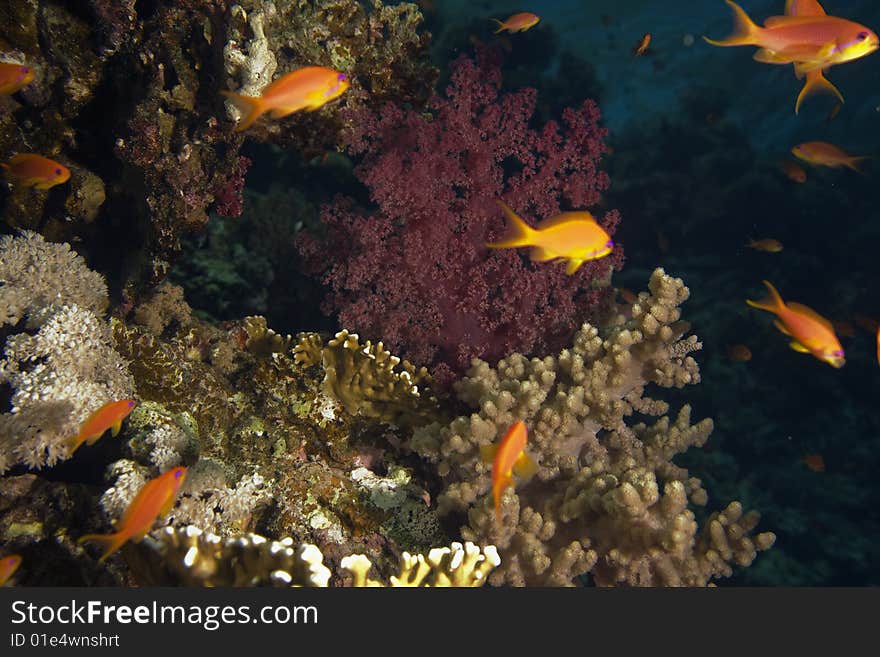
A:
[294, 329, 443, 427]
[0, 232, 134, 474]
[410, 268, 775, 586]
[135, 525, 498, 587]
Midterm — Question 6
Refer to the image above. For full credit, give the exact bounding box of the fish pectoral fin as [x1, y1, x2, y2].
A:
[565, 259, 585, 275]
[158, 494, 178, 518]
[529, 246, 558, 262]
[110, 420, 122, 437]
[773, 319, 792, 336]
[753, 48, 796, 64]
[269, 104, 307, 118]
[479, 444, 498, 463]
[789, 340, 811, 353]
[512, 452, 538, 481]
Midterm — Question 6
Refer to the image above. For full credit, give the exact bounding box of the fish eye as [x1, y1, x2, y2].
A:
[606, 240, 614, 248]
[54, 168, 62, 175]
[174, 470, 184, 479]
[857, 31, 869, 40]
[338, 73, 348, 82]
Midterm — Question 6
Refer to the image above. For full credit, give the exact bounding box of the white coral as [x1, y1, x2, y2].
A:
[0, 305, 135, 473]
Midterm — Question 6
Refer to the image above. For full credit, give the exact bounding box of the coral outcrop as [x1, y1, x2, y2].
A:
[0, 232, 134, 474]
[411, 268, 775, 586]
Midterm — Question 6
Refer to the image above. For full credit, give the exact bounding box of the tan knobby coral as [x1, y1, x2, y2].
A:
[411, 268, 775, 586]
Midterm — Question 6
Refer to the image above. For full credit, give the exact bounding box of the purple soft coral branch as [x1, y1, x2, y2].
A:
[298, 50, 624, 385]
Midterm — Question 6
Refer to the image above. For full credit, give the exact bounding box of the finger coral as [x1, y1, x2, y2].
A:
[410, 268, 775, 586]
[298, 48, 623, 385]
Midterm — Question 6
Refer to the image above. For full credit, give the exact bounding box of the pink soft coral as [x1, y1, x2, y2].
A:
[298, 49, 623, 384]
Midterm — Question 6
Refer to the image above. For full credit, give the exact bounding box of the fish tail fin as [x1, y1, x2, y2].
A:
[746, 280, 785, 313]
[845, 156, 870, 174]
[491, 19, 506, 34]
[220, 90, 265, 132]
[78, 532, 127, 563]
[703, 0, 761, 47]
[795, 71, 843, 114]
[487, 200, 535, 249]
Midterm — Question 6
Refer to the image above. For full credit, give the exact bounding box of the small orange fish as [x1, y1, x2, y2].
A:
[786, 0, 845, 115]
[0, 554, 22, 586]
[480, 421, 537, 524]
[791, 141, 869, 172]
[876, 326, 880, 367]
[1, 154, 70, 190]
[746, 280, 845, 368]
[79, 466, 187, 563]
[222, 66, 350, 132]
[746, 238, 784, 253]
[802, 453, 825, 472]
[68, 399, 137, 455]
[492, 12, 540, 34]
[633, 33, 652, 56]
[779, 159, 807, 183]
[617, 287, 637, 304]
[705, 1, 879, 73]
[727, 344, 752, 361]
[0, 62, 34, 95]
[487, 201, 614, 275]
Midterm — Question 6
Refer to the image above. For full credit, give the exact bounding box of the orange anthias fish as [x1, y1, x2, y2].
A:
[791, 141, 869, 172]
[479, 420, 537, 524]
[0, 62, 35, 95]
[786, 0, 844, 114]
[492, 12, 540, 34]
[68, 399, 137, 455]
[79, 467, 187, 563]
[0, 554, 22, 586]
[1, 154, 70, 190]
[704, 0, 879, 73]
[746, 238, 784, 253]
[221, 66, 350, 132]
[802, 453, 826, 472]
[746, 280, 845, 368]
[487, 201, 614, 275]
[727, 344, 753, 361]
[633, 33, 652, 56]
[876, 326, 880, 367]
[779, 159, 807, 182]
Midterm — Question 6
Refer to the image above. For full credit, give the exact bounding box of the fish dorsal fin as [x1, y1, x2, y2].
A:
[787, 302, 834, 331]
[785, 0, 826, 17]
[536, 211, 596, 231]
[764, 15, 826, 27]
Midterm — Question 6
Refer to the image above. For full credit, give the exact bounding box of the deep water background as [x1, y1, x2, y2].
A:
[176, 0, 880, 585]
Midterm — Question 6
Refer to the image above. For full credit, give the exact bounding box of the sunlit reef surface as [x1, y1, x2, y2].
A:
[0, 0, 878, 587]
